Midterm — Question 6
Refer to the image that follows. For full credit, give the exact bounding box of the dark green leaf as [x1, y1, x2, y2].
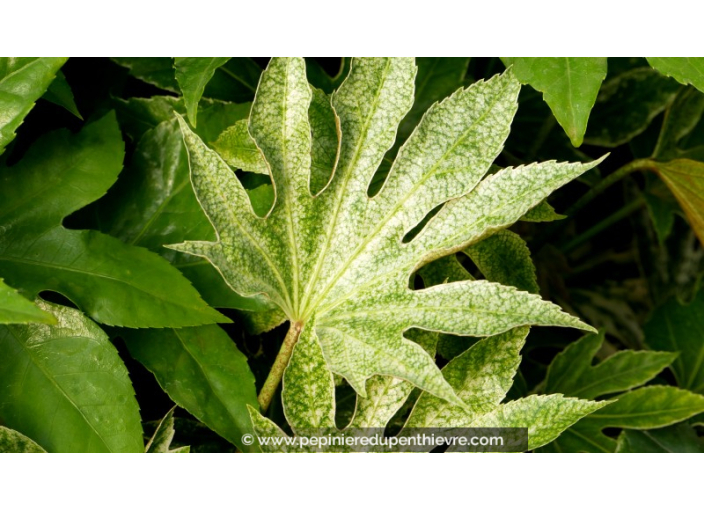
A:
[0, 112, 227, 327]
[544, 332, 676, 399]
[616, 423, 702, 453]
[123, 324, 259, 453]
[654, 159, 704, 246]
[584, 67, 680, 147]
[645, 288, 704, 393]
[43, 69, 82, 119]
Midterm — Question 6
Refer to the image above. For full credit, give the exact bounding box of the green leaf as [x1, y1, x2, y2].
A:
[546, 386, 704, 453]
[281, 317, 337, 433]
[397, 57, 469, 143]
[248, 325, 605, 452]
[174, 57, 231, 127]
[113, 57, 261, 103]
[0, 301, 143, 452]
[43, 69, 82, 119]
[305, 58, 350, 94]
[647, 58, 704, 92]
[173, 58, 597, 406]
[112, 57, 179, 91]
[616, 423, 702, 453]
[122, 324, 259, 453]
[654, 159, 704, 246]
[0, 426, 46, 453]
[645, 289, 704, 393]
[99, 118, 269, 312]
[0, 57, 67, 155]
[521, 199, 565, 222]
[212, 119, 269, 174]
[584, 67, 680, 147]
[503, 57, 607, 147]
[0, 112, 227, 327]
[405, 327, 529, 428]
[465, 394, 608, 451]
[653, 87, 704, 160]
[145, 407, 189, 453]
[0, 278, 55, 325]
[114, 95, 252, 143]
[464, 230, 540, 294]
[544, 332, 677, 399]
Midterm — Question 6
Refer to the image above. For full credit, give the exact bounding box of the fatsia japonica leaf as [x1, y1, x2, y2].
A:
[538, 332, 702, 452]
[113, 57, 261, 103]
[0, 112, 227, 328]
[248, 325, 606, 452]
[645, 289, 704, 394]
[0, 57, 67, 155]
[545, 386, 704, 453]
[0, 301, 143, 453]
[145, 407, 190, 453]
[647, 58, 704, 93]
[543, 331, 677, 399]
[502, 57, 607, 147]
[616, 423, 703, 453]
[0, 426, 46, 453]
[43, 69, 82, 119]
[122, 324, 259, 453]
[173, 57, 598, 406]
[174, 57, 231, 127]
[464, 230, 539, 294]
[0, 278, 55, 325]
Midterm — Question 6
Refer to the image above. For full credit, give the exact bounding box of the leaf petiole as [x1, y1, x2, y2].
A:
[258, 321, 303, 413]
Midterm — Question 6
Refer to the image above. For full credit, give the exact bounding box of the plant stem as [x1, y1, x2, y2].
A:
[258, 321, 303, 413]
[562, 158, 656, 218]
[560, 197, 646, 253]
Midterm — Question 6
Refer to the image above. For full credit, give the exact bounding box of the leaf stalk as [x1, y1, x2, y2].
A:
[258, 321, 303, 413]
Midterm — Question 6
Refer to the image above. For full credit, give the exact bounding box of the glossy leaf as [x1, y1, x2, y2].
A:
[647, 58, 704, 92]
[0, 57, 67, 155]
[544, 332, 677, 399]
[0, 279, 55, 325]
[43, 69, 82, 119]
[123, 324, 259, 453]
[645, 289, 704, 393]
[174, 57, 231, 126]
[584, 67, 680, 147]
[99, 118, 269, 312]
[503, 57, 607, 146]
[654, 159, 704, 246]
[0, 113, 227, 327]
[0, 426, 46, 453]
[173, 58, 598, 406]
[0, 301, 143, 453]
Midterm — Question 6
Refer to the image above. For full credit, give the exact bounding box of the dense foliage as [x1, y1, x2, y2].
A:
[1, 57, 704, 453]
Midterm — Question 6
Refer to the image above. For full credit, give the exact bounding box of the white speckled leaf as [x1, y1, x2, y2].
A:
[406, 327, 529, 428]
[454, 394, 609, 451]
[0, 426, 46, 453]
[464, 230, 539, 294]
[212, 119, 269, 174]
[281, 317, 336, 433]
[173, 57, 597, 407]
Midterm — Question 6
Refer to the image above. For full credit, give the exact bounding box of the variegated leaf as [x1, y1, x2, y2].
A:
[173, 57, 598, 408]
